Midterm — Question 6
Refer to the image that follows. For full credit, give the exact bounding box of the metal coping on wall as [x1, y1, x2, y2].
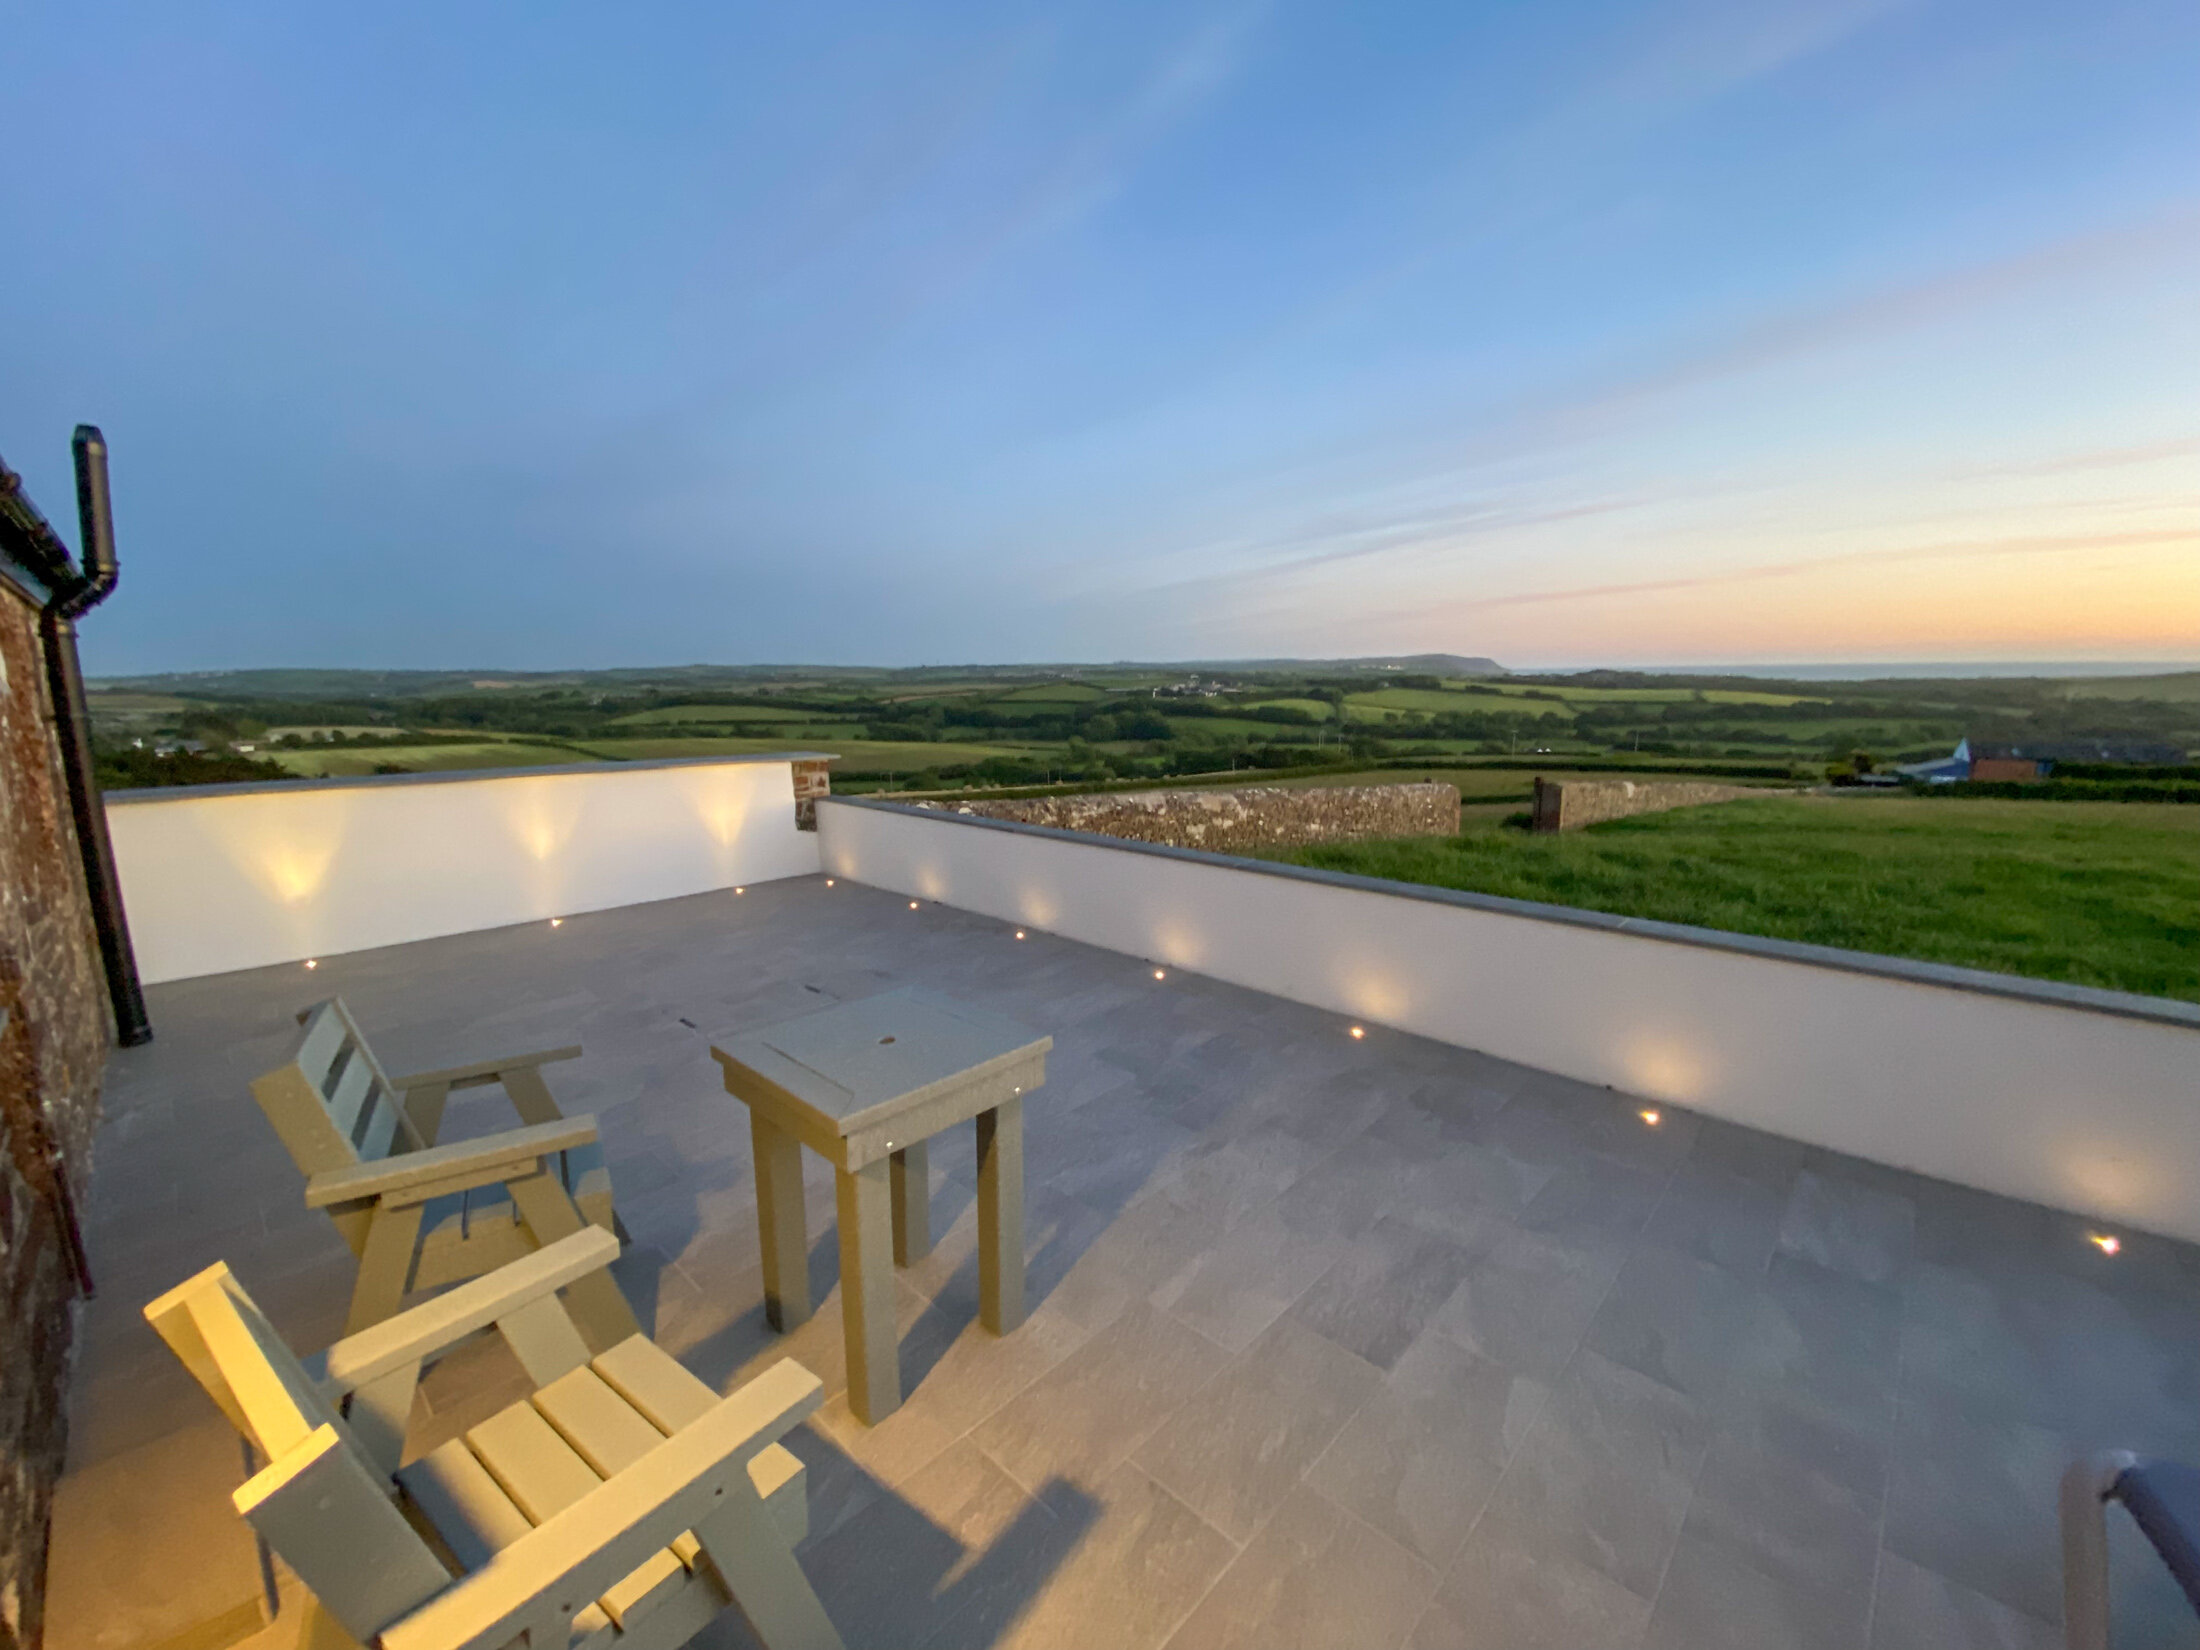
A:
[104, 750, 840, 805]
[821, 797, 2200, 1034]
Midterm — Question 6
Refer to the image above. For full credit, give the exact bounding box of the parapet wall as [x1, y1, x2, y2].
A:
[1532, 776, 1787, 831]
[917, 781, 1459, 854]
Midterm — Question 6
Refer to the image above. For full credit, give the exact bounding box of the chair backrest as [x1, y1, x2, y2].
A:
[251, 998, 415, 1177]
[145, 1258, 354, 1461]
[145, 1262, 453, 1637]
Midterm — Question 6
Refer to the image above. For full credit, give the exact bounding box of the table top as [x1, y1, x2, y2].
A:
[710, 988, 1050, 1137]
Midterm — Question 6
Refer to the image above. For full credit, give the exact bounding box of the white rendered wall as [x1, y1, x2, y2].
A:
[110, 758, 821, 982]
[820, 799, 2200, 1243]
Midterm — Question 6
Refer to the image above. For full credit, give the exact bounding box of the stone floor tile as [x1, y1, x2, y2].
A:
[1779, 1170, 1915, 1284]
[985, 1466, 1235, 1650]
[1416, 1518, 1651, 1650]
[1644, 1529, 1867, 1650]
[1134, 1316, 1382, 1543]
[1881, 1387, 2067, 1624]
[1640, 1162, 1784, 1278]
[1165, 1484, 1436, 1650]
[1867, 1553, 2059, 1650]
[1681, 1424, 1880, 1613]
[1467, 1348, 1711, 1599]
[797, 1439, 1068, 1650]
[1582, 1243, 1763, 1406]
[1287, 1216, 1479, 1371]
[1305, 1327, 1549, 1568]
[1423, 1222, 1624, 1381]
[974, 1302, 1231, 1496]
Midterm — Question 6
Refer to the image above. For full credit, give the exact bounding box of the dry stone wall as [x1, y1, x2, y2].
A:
[0, 579, 107, 1650]
[917, 781, 1459, 854]
[1531, 776, 1790, 832]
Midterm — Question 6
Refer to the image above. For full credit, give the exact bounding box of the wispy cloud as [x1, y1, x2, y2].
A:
[1097, 205, 2200, 601]
[1391, 525, 2198, 619]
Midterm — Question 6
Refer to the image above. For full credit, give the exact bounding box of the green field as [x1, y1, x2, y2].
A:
[2063, 673, 2200, 703]
[1270, 765, 1797, 800]
[1279, 796, 2200, 1003]
[271, 742, 586, 776]
[610, 704, 819, 725]
[1467, 682, 1818, 707]
[568, 737, 1028, 773]
[1348, 687, 1570, 720]
[996, 683, 1110, 703]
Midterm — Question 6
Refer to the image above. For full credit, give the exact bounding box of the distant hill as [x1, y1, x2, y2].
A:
[1179, 654, 1507, 678]
[92, 656, 1510, 698]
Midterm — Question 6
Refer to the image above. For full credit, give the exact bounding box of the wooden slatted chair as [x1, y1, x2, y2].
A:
[251, 998, 638, 1345]
[146, 1227, 845, 1650]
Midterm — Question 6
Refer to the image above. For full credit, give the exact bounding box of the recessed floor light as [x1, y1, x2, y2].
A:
[1014, 930, 1027, 940]
[549, 917, 563, 927]
[1639, 1108, 1662, 1126]
[304, 959, 318, 970]
[2091, 1233, 2122, 1256]
[909, 901, 919, 909]
[1152, 968, 1166, 980]
[1349, 1026, 1366, 1040]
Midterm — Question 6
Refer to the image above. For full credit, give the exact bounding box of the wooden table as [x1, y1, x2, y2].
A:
[710, 988, 1051, 1424]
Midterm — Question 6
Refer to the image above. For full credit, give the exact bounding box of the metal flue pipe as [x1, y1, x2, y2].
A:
[0, 427, 151, 1047]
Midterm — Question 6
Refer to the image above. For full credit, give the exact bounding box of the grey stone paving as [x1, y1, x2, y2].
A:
[48, 876, 2200, 1649]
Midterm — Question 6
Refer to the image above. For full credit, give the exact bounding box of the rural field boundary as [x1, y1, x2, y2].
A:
[914, 781, 1459, 853]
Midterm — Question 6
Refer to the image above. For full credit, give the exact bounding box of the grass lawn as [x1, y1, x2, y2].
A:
[1277, 796, 2200, 1003]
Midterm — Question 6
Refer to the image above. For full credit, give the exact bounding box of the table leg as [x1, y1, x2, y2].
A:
[976, 1097, 1025, 1335]
[836, 1158, 901, 1423]
[752, 1112, 810, 1332]
[891, 1141, 931, 1265]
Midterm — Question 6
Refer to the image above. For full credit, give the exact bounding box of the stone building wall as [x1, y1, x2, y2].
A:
[917, 781, 1459, 854]
[0, 578, 108, 1650]
[1531, 776, 1790, 832]
[791, 756, 834, 830]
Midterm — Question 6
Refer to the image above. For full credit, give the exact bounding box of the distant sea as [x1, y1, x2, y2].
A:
[1543, 661, 2200, 681]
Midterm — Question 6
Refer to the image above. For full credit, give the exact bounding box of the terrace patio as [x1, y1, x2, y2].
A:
[49, 874, 2200, 1649]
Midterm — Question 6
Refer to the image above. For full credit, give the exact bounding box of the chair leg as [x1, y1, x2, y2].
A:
[507, 1169, 643, 1347]
[347, 1203, 426, 1336]
[2062, 1450, 2136, 1650]
[693, 1488, 846, 1650]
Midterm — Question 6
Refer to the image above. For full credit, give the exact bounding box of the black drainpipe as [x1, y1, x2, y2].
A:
[0, 426, 152, 1049]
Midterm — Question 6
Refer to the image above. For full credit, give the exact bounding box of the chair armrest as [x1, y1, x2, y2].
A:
[323, 1229, 620, 1395]
[391, 1044, 583, 1092]
[381, 1360, 825, 1650]
[303, 1117, 598, 1208]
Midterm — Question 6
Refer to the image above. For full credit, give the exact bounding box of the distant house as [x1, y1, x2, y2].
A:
[1895, 739, 1973, 784]
[1894, 737, 2187, 784]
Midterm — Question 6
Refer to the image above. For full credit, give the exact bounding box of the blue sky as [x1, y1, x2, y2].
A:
[6, 0, 2196, 673]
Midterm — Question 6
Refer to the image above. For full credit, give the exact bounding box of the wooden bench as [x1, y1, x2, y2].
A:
[251, 998, 638, 1345]
[147, 1227, 845, 1650]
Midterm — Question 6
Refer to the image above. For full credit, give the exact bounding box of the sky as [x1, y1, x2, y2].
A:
[5, 0, 2197, 675]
